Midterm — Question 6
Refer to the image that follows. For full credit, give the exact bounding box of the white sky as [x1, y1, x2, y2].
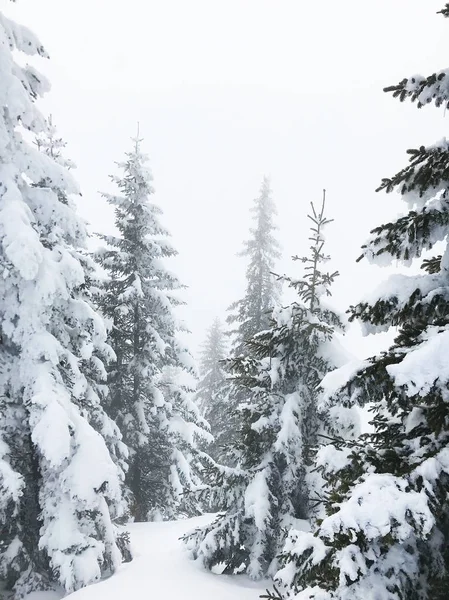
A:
[4, 0, 449, 358]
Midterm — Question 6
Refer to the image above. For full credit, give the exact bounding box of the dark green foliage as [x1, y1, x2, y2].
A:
[96, 136, 206, 521]
[274, 8, 449, 599]
[184, 193, 351, 581]
[376, 145, 449, 199]
[439, 4, 449, 18]
[384, 72, 449, 108]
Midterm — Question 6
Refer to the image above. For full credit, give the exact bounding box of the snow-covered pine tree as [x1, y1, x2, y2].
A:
[95, 135, 209, 522]
[216, 177, 281, 466]
[35, 115, 75, 170]
[227, 176, 281, 355]
[274, 8, 449, 600]
[184, 193, 356, 580]
[0, 13, 128, 598]
[195, 318, 231, 463]
[34, 118, 130, 483]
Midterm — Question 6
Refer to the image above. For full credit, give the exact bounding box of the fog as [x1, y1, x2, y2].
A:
[6, 0, 448, 357]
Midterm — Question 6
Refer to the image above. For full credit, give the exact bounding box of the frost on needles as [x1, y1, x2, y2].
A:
[0, 12, 129, 598]
[227, 176, 281, 356]
[184, 192, 358, 580]
[273, 7, 449, 600]
[95, 135, 210, 522]
[207, 177, 283, 468]
[195, 318, 230, 466]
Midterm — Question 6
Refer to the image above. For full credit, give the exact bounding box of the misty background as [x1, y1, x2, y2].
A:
[5, 0, 448, 358]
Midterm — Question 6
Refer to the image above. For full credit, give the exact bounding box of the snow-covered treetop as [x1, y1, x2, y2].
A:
[0, 10, 49, 123]
[241, 192, 343, 382]
[284, 190, 339, 313]
[384, 6, 449, 109]
[199, 317, 227, 377]
[96, 133, 192, 381]
[361, 6, 449, 272]
[98, 135, 184, 301]
[35, 115, 76, 170]
[227, 176, 281, 353]
[347, 22, 449, 341]
[0, 12, 81, 283]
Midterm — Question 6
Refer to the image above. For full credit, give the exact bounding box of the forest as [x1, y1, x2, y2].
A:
[1, 2, 449, 600]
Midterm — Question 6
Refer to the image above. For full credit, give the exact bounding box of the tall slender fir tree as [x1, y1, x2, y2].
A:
[0, 12, 128, 598]
[184, 194, 357, 580]
[195, 318, 230, 463]
[227, 177, 281, 355]
[218, 177, 282, 466]
[274, 7, 449, 600]
[95, 135, 209, 521]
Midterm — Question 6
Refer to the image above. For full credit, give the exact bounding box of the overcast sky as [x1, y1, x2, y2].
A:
[5, 0, 449, 358]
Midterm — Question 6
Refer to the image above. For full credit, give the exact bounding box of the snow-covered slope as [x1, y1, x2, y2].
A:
[28, 516, 267, 600]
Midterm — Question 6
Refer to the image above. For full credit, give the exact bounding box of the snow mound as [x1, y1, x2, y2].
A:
[29, 516, 267, 600]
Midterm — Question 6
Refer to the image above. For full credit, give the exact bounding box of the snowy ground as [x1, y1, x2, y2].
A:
[28, 515, 268, 600]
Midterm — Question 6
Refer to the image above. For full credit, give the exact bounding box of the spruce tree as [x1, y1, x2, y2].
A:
[95, 135, 208, 521]
[35, 115, 75, 170]
[227, 177, 281, 355]
[0, 14, 128, 598]
[184, 194, 356, 580]
[274, 7, 449, 600]
[195, 318, 230, 463]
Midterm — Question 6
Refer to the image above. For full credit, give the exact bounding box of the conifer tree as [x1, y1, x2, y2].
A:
[95, 135, 208, 521]
[227, 177, 281, 355]
[195, 318, 230, 463]
[0, 13, 128, 598]
[34, 118, 130, 481]
[35, 115, 76, 170]
[274, 7, 449, 600]
[184, 194, 356, 580]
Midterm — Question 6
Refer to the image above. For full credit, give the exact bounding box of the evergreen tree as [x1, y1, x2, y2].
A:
[195, 318, 230, 463]
[34, 119, 130, 495]
[184, 194, 356, 580]
[0, 14, 128, 598]
[35, 115, 76, 170]
[95, 135, 208, 521]
[274, 8, 449, 599]
[227, 177, 281, 355]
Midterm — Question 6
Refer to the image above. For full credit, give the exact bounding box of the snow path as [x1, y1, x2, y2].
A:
[65, 515, 268, 600]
